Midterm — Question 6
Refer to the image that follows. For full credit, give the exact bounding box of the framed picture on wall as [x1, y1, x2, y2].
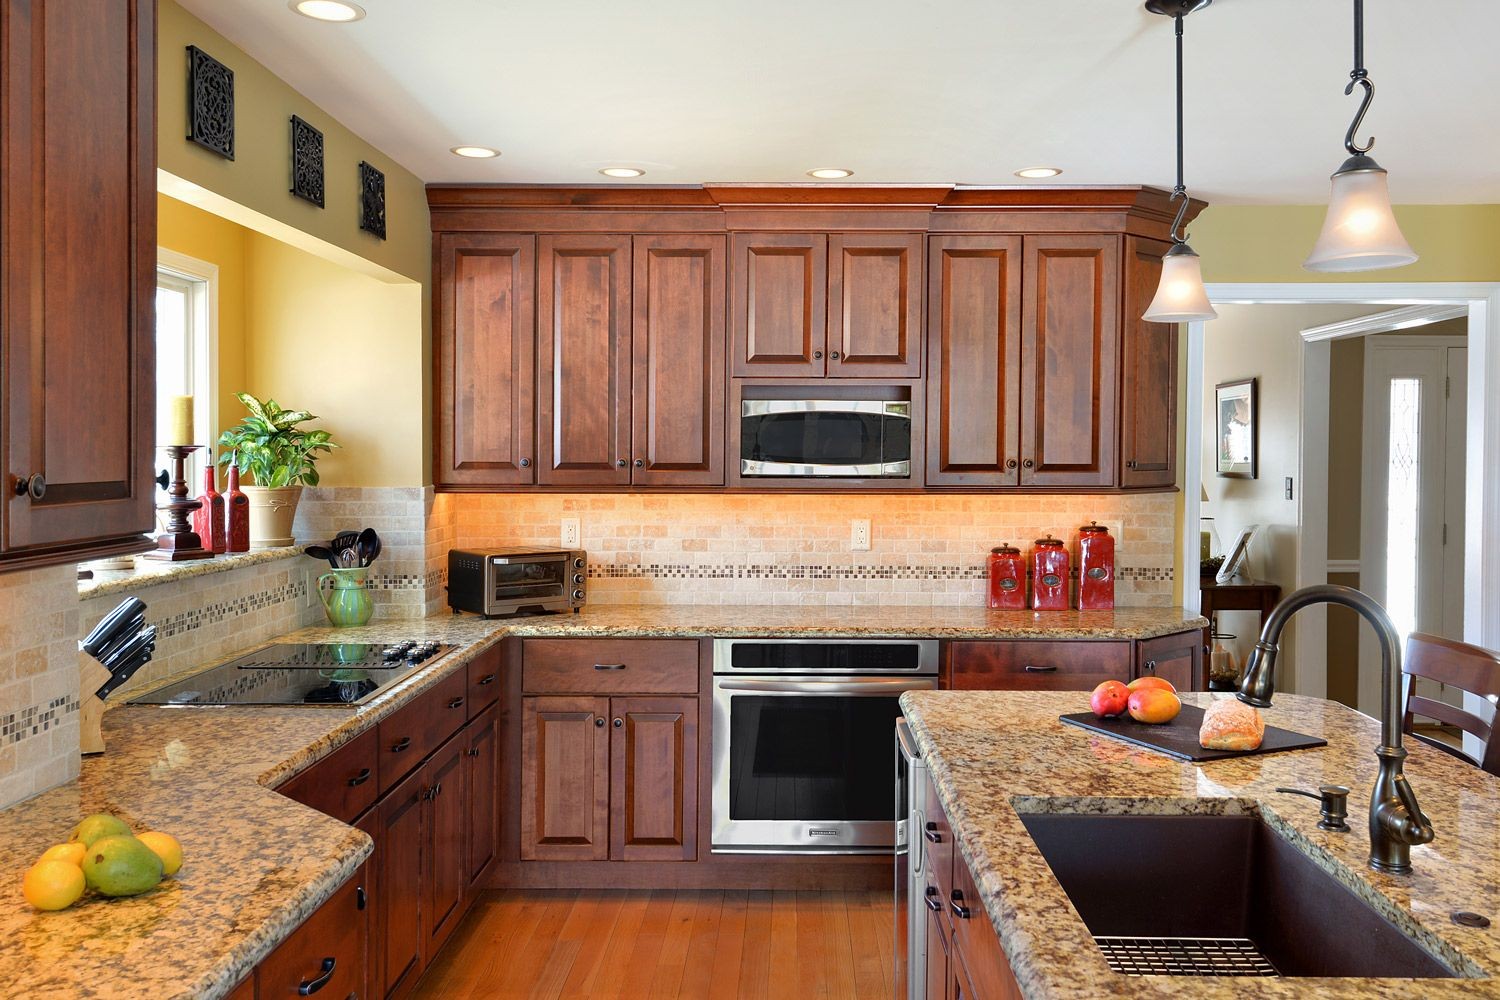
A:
[1215, 377, 1258, 479]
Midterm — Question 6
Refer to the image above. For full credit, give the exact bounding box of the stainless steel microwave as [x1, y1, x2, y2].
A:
[446, 547, 585, 617]
[739, 399, 912, 478]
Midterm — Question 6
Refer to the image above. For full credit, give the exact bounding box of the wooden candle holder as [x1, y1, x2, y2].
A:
[144, 444, 214, 561]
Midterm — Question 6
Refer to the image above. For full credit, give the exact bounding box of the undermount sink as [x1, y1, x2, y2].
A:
[1019, 810, 1462, 979]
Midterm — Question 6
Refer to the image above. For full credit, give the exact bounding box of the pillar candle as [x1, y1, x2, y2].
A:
[168, 395, 195, 445]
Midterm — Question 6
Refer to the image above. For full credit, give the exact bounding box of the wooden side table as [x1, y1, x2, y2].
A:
[1199, 576, 1282, 689]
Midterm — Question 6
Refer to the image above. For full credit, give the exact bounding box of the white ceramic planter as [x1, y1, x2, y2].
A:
[241, 485, 303, 549]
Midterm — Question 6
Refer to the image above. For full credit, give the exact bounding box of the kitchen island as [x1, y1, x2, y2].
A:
[900, 689, 1500, 998]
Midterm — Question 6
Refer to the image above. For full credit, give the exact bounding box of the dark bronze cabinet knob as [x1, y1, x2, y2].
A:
[519, 457, 531, 468]
[813, 350, 823, 359]
[633, 459, 644, 468]
[1022, 459, 1035, 469]
[616, 459, 626, 467]
[14, 473, 45, 500]
[1006, 458, 1018, 470]
[595, 717, 605, 727]
[613, 718, 623, 728]
[830, 351, 841, 360]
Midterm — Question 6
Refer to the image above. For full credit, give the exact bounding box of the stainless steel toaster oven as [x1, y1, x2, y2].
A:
[446, 547, 586, 617]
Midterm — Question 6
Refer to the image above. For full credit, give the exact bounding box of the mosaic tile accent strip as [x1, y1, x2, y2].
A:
[0, 695, 80, 748]
[156, 579, 307, 639]
[587, 562, 1174, 583]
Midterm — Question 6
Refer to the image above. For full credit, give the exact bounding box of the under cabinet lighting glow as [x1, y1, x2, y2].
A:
[450, 146, 500, 159]
[289, 0, 365, 22]
[599, 167, 645, 178]
[1014, 167, 1063, 179]
[806, 168, 854, 179]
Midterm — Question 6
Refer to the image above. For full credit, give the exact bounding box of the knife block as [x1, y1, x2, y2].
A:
[79, 652, 113, 756]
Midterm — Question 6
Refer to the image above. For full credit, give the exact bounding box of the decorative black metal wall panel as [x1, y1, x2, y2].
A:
[358, 161, 387, 240]
[289, 115, 325, 207]
[186, 46, 234, 160]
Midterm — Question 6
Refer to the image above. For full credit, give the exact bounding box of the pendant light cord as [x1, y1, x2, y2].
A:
[1343, 0, 1376, 155]
[1167, 13, 1190, 245]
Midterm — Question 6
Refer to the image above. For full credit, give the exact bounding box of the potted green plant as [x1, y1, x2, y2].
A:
[216, 393, 338, 548]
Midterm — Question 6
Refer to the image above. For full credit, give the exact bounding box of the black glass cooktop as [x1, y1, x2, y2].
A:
[125, 640, 451, 707]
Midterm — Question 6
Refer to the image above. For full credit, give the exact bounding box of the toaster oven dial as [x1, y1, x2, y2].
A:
[573, 589, 585, 601]
[573, 573, 584, 584]
[573, 557, 584, 569]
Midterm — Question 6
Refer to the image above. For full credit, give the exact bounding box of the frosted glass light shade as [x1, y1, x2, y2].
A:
[1304, 156, 1418, 272]
[1143, 244, 1217, 323]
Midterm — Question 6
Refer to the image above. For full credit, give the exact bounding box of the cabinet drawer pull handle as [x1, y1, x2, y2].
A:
[594, 663, 627, 671]
[924, 886, 943, 912]
[448, 697, 464, 709]
[949, 891, 972, 920]
[467, 747, 480, 757]
[1144, 660, 1157, 673]
[298, 957, 336, 995]
[923, 822, 941, 844]
[347, 768, 371, 787]
[1023, 665, 1057, 673]
[476, 674, 496, 686]
[390, 736, 411, 753]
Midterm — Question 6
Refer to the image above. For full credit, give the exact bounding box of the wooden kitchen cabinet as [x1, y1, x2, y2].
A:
[256, 865, 368, 1000]
[949, 640, 1132, 691]
[609, 697, 698, 861]
[436, 234, 537, 486]
[463, 703, 501, 890]
[1136, 629, 1204, 692]
[925, 235, 1024, 487]
[0, 0, 156, 567]
[537, 234, 633, 485]
[374, 763, 426, 999]
[422, 736, 468, 961]
[1119, 237, 1177, 489]
[275, 726, 380, 824]
[1020, 235, 1121, 488]
[631, 235, 726, 485]
[520, 695, 611, 861]
[730, 233, 828, 376]
[828, 233, 924, 377]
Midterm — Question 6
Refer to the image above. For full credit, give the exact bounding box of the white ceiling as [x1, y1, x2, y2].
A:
[179, 0, 1499, 204]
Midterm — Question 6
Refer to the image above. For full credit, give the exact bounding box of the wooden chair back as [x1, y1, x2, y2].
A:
[1402, 632, 1500, 778]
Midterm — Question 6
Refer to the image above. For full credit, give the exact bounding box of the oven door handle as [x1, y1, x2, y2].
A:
[716, 678, 936, 694]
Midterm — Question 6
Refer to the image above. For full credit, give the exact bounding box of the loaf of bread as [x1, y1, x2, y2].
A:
[1199, 698, 1266, 751]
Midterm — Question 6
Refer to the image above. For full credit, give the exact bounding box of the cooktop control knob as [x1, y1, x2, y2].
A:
[381, 648, 402, 661]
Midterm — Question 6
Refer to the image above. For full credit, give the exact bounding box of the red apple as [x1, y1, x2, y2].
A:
[1090, 680, 1130, 719]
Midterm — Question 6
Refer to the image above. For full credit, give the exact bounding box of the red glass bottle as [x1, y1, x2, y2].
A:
[986, 543, 1026, 609]
[225, 464, 250, 553]
[191, 464, 226, 554]
[1077, 521, 1116, 610]
[1030, 535, 1070, 611]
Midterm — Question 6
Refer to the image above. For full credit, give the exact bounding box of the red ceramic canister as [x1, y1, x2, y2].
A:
[1076, 521, 1115, 610]
[191, 464, 226, 554]
[225, 464, 250, 553]
[1030, 535, 1070, 611]
[986, 543, 1027, 609]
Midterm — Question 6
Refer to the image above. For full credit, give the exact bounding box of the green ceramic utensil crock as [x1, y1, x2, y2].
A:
[318, 567, 373, 627]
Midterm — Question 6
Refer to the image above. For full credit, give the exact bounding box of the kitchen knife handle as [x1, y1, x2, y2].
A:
[81, 598, 147, 656]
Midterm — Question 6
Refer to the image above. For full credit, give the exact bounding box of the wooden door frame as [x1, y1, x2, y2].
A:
[1183, 283, 1500, 730]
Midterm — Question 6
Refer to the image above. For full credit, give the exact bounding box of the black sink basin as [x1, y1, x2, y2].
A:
[1019, 811, 1460, 979]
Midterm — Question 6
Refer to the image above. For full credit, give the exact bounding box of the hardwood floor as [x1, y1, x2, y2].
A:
[414, 889, 896, 999]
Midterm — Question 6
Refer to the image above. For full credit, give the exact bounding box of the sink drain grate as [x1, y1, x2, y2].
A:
[1095, 936, 1280, 977]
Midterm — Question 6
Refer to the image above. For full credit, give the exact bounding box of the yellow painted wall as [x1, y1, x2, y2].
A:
[244, 233, 424, 487]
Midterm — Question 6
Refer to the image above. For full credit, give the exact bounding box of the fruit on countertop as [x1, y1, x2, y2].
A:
[70, 814, 131, 847]
[136, 831, 183, 877]
[38, 842, 87, 867]
[82, 835, 164, 898]
[1127, 687, 1182, 725]
[1089, 680, 1130, 718]
[1126, 676, 1177, 695]
[23, 861, 86, 912]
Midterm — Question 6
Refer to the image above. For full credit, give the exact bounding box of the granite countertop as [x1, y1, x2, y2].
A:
[900, 690, 1500, 998]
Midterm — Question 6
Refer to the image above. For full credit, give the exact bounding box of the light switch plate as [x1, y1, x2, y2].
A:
[851, 519, 871, 551]
[561, 517, 581, 548]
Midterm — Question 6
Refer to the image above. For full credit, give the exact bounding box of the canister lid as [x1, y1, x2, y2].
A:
[1033, 535, 1064, 547]
[1079, 520, 1110, 535]
[991, 542, 1021, 555]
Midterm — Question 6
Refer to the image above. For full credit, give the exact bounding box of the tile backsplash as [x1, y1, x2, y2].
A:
[0, 565, 82, 810]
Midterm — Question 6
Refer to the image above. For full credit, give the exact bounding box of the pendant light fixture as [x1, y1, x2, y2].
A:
[1304, 0, 1417, 272]
[1142, 0, 1216, 324]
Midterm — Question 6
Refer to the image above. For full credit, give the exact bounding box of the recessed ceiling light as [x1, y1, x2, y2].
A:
[450, 145, 500, 159]
[1015, 166, 1063, 179]
[289, 0, 365, 22]
[806, 168, 854, 179]
[599, 167, 645, 178]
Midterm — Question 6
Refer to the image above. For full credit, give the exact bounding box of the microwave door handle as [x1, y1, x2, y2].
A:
[717, 678, 936, 694]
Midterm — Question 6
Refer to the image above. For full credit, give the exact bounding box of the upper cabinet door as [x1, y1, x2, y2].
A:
[2, 0, 155, 556]
[437, 234, 536, 486]
[537, 235, 632, 485]
[925, 236, 1023, 487]
[730, 233, 827, 377]
[1119, 238, 1178, 489]
[828, 234, 923, 378]
[631, 235, 726, 486]
[1020, 236, 1121, 488]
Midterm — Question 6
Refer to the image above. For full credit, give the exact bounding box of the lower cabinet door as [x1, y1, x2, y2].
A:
[521, 696, 610, 860]
[609, 696, 697, 861]
[464, 703, 500, 890]
[257, 866, 368, 1000]
[924, 904, 950, 1000]
[1136, 630, 1203, 692]
[356, 808, 381, 1000]
[376, 766, 427, 999]
[423, 737, 469, 961]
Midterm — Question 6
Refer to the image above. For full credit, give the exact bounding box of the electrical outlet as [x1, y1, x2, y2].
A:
[851, 519, 871, 551]
[1284, 477, 1295, 501]
[561, 517, 581, 548]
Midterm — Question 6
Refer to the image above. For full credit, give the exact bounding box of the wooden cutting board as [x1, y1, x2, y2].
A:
[1058, 704, 1327, 763]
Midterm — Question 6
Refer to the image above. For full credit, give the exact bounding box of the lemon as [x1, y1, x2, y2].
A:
[38, 843, 86, 867]
[23, 860, 86, 911]
[136, 832, 183, 877]
[81, 835, 162, 897]
[71, 814, 131, 847]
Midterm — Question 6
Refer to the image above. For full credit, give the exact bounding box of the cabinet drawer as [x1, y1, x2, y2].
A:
[921, 772, 954, 910]
[522, 639, 698, 695]
[257, 865, 367, 1000]
[377, 669, 468, 794]
[949, 640, 1130, 691]
[951, 852, 1024, 999]
[467, 645, 503, 714]
[276, 726, 379, 824]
